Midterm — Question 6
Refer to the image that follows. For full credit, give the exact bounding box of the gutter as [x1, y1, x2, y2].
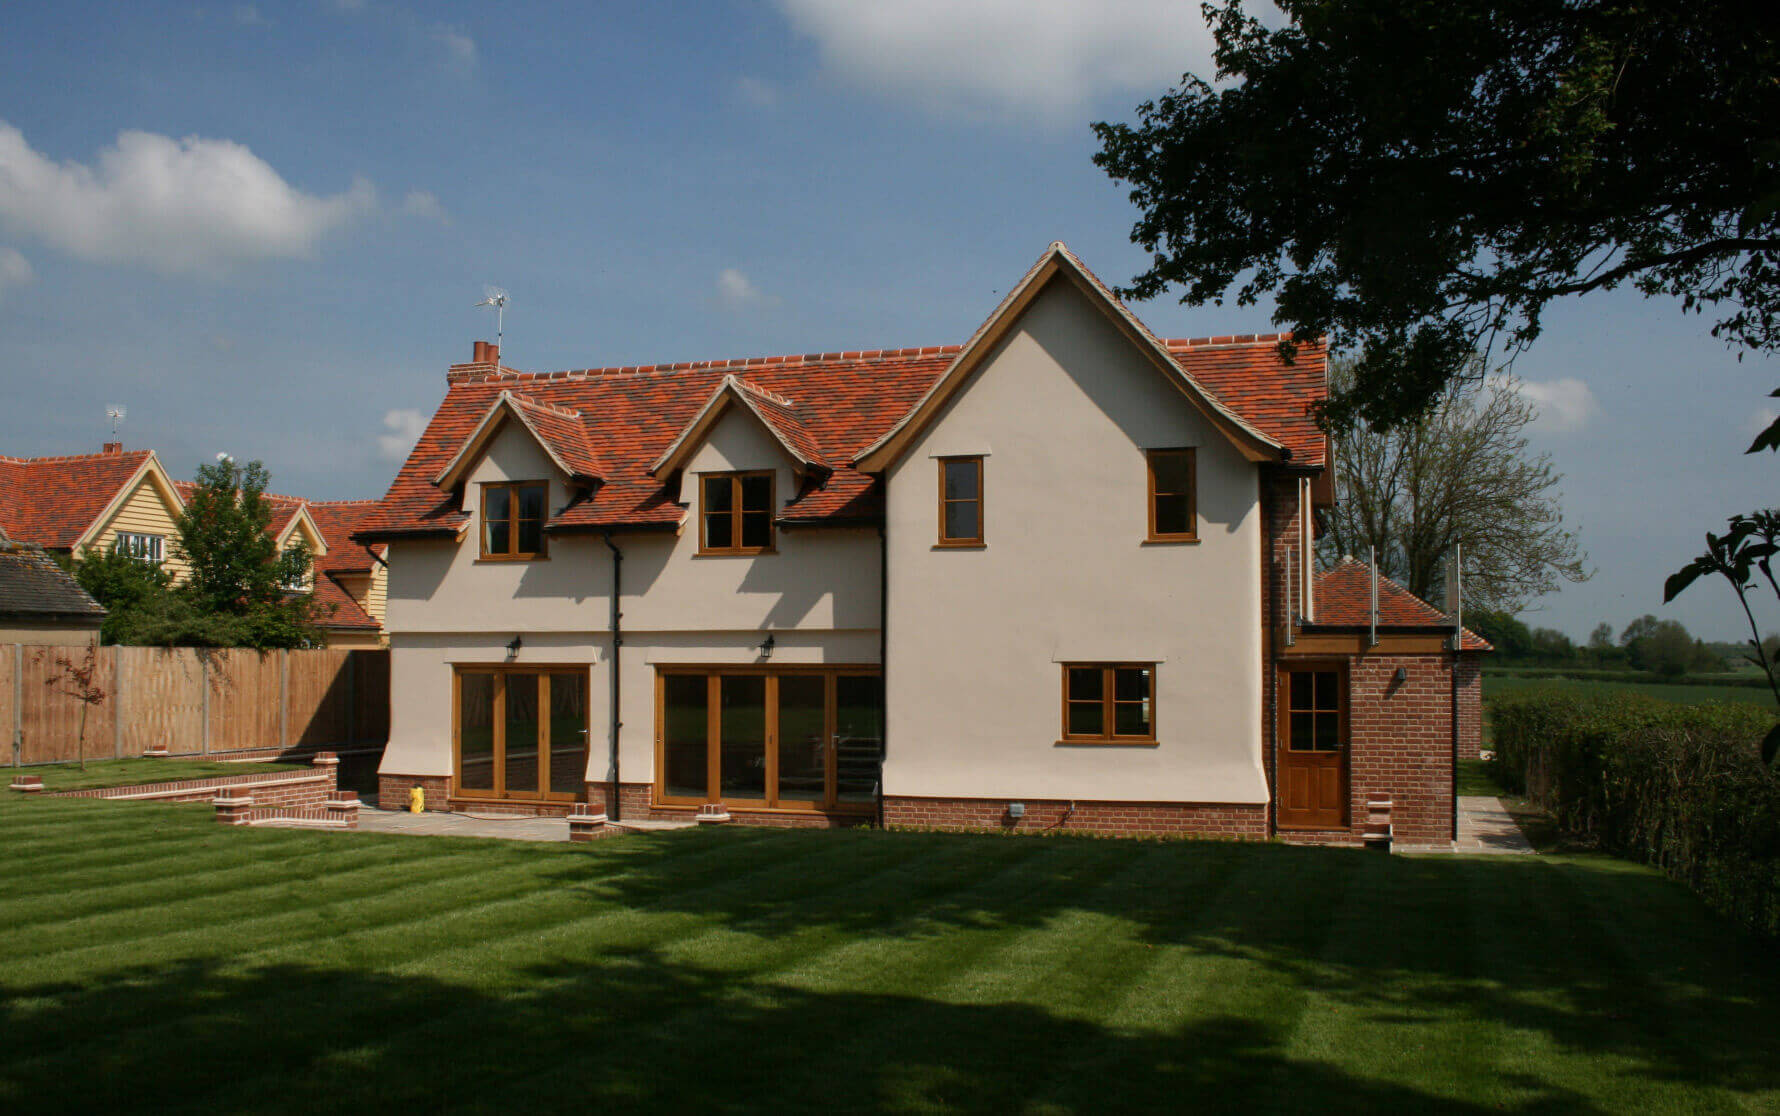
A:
[600, 530, 624, 821]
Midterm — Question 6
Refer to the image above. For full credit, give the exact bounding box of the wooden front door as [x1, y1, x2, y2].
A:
[1277, 665, 1348, 830]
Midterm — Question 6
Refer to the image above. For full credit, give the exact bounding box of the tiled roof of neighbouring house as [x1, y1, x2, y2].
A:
[0, 538, 106, 620]
[0, 449, 155, 549]
[360, 322, 1328, 539]
[1311, 558, 1492, 651]
[301, 500, 386, 631]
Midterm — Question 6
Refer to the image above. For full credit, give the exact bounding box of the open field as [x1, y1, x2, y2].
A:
[3, 795, 1778, 1113]
[1483, 673, 1777, 708]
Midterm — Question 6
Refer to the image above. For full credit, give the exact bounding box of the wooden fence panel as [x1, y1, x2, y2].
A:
[1, 645, 15, 764]
[206, 649, 281, 753]
[119, 647, 205, 756]
[352, 650, 390, 744]
[19, 645, 117, 764]
[288, 648, 352, 747]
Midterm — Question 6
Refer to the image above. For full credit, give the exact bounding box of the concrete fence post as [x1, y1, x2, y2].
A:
[112, 645, 124, 760]
[200, 653, 210, 756]
[11, 644, 21, 768]
[279, 649, 290, 753]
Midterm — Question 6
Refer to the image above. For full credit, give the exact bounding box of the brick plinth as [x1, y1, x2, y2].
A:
[584, 782, 653, 820]
[378, 774, 450, 812]
[882, 795, 1268, 839]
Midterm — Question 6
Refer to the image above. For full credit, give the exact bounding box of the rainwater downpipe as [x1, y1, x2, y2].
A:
[601, 530, 623, 822]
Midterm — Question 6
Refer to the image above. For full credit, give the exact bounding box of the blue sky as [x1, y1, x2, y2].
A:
[1, 1, 1774, 643]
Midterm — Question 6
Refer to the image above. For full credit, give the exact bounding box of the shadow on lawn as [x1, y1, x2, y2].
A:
[0, 951, 1597, 1115]
[539, 830, 1780, 1100]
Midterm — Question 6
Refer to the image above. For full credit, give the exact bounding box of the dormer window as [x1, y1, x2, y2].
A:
[481, 481, 548, 560]
[700, 471, 774, 555]
[281, 547, 309, 592]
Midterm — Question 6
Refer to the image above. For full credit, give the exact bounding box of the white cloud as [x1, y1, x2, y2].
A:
[716, 267, 779, 308]
[734, 76, 779, 109]
[1501, 376, 1599, 433]
[0, 121, 375, 275]
[774, 0, 1212, 121]
[378, 408, 428, 461]
[399, 190, 447, 220]
[434, 26, 477, 74]
[0, 246, 33, 297]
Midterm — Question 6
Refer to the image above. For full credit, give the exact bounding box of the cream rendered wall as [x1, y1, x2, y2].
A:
[882, 278, 1268, 805]
[83, 470, 189, 581]
[382, 405, 881, 789]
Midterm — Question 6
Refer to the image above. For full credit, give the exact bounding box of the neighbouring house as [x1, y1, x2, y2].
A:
[0, 528, 106, 645]
[0, 443, 387, 646]
[360, 243, 1487, 846]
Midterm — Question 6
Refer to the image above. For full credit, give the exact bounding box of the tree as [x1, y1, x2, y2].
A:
[167, 457, 320, 649]
[44, 644, 107, 772]
[1467, 609, 1532, 661]
[67, 458, 323, 649]
[1315, 364, 1589, 611]
[1092, 2, 1780, 430]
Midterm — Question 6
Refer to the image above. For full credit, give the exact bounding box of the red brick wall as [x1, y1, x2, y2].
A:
[584, 781, 652, 819]
[1456, 652, 1483, 760]
[882, 795, 1268, 839]
[51, 767, 336, 807]
[1345, 653, 1456, 846]
[378, 774, 450, 811]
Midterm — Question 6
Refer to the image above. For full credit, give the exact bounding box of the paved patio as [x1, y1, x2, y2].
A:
[355, 805, 696, 841]
[1452, 795, 1536, 854]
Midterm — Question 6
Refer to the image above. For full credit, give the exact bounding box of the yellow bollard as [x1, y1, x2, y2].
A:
[409, 785, 425, 814]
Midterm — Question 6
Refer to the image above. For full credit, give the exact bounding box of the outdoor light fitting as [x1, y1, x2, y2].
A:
[506, 635, 523, 661]
[759, 633, 775, 659]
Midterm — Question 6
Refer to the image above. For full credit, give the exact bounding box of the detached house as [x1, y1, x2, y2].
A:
[362, 244, 1485, 846]
[0, 444, 388, 646]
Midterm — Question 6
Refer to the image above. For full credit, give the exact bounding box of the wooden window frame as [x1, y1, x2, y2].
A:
[1146, 448, 1197, 543]
[478, 481, 550, 561]
[115, 531, 164, 563]
[936, 455, 985, 547]
[653, 665, 882, 813]
[1280, 661, 1348, 754]
[698, 470, 777, 556]
[451, 664, 590, 803]
[1059, 662, 1159, 745]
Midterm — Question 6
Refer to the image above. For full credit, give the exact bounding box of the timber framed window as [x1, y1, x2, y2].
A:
[114, 532, 163, 563]
[656, 666, 882, 812]
[1061, 663, 1157, 744]
[454, 666, 590, 801]
[699, 471, 775, 555]
[480, 481, 548, 560]
[1146, 448, 1197, 542]
[937, 455, 984, 546]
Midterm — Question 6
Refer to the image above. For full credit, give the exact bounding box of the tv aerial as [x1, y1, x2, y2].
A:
[105, 405, 126, 437]
[474, 286, 510, 348]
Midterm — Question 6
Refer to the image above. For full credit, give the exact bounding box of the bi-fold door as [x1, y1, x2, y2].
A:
[455, 667, 590, 802]
[657, 668, 882, 812]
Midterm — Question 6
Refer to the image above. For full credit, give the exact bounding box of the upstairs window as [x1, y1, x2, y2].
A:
[281, 547, 309, 592]
[1147, 448, 1197, 542]
[700, 471, 775, 555]
[115, 532, 163, 563]
[1062, 664, 1157, 743]
[937, 456, 984, 546]
[481, 481, 548, 560]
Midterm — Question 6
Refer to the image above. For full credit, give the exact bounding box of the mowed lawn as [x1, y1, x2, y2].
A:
[5, 796, 1780, 1114]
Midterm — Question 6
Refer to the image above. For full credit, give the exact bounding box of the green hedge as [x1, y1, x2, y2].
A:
[1491, 692, 1780, 937]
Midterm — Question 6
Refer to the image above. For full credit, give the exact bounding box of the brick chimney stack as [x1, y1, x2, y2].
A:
[472, 340, 501, 365]
[101, 442, 122, 455]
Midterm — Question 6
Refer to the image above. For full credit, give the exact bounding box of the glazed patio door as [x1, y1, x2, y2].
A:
[1277, 666, 1348, 829]
[455, 668, 589, 801]
[657, 668, 881, 811]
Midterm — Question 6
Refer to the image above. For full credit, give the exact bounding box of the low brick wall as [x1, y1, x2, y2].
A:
[1345, 655, 1456, 847]
[377, 774, 450, 812]
[43, 754, 339, 809]
[882, 795, 1269, 839]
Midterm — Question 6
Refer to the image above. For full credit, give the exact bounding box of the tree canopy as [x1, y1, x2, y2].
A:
[1093, 1, 1780, 429]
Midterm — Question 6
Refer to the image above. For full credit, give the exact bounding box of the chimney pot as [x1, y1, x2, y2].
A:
[472, 340, 488, 363]
[485, 342, 500, 365]
[102, 442, 122, 455]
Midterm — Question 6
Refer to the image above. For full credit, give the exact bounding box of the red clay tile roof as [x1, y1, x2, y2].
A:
[362, 310, 1329, 537]
[1166, 336, 1328, 467]
[1311, 558, 1492, 651]
[301, 500, 385, 631]
[0, 450, 156, 549]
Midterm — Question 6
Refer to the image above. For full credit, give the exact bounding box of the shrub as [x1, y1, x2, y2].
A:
[1491, 691, 1780, 937]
